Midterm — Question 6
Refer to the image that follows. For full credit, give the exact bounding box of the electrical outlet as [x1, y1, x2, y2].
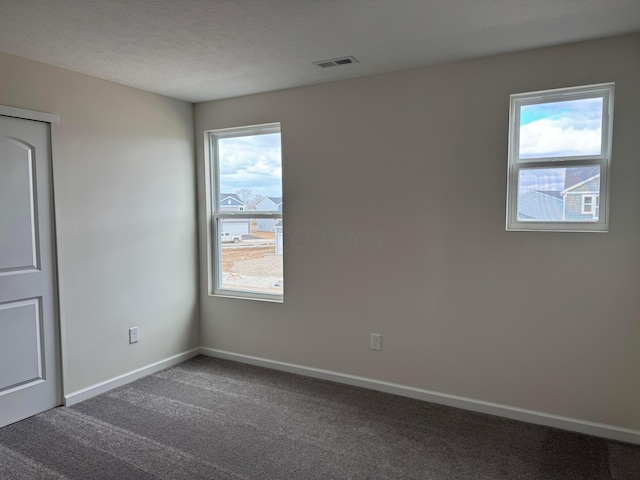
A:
[371, 333, 381, 351]
[129, 326, 139, 344]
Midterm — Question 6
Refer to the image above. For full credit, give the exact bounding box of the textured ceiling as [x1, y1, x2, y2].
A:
[1, 0, 639, 103]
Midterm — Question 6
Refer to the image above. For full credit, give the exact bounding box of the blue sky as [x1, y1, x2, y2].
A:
[218, 133, 282, 197]
[520, 98, 602, 126]
[519, 97, 603, 158]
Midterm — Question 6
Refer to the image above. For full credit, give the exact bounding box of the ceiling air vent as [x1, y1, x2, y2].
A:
[313, 56, 359, 68]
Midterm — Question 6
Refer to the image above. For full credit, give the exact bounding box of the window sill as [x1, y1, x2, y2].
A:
[209, 291, 283, 303]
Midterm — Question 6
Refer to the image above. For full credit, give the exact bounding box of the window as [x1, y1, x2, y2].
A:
[581, 194, 599, 218]
[207, 123, 283, 301]
[506, 83, 614, 231]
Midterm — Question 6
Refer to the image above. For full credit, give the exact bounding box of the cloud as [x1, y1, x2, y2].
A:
[217, 133, 282, 196]
[519, 97, 603, 158]
[519, 117, 601, 158]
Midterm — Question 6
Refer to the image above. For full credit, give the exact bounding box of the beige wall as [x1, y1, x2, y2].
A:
[0, 52, 199, 393]
[195, 33, 640, 431]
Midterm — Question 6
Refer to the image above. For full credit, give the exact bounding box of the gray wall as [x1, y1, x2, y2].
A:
[195, 33, 640, 431]
[0, 51, 199, 393]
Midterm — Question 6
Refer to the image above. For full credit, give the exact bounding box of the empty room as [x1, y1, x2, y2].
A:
[0, 1, 639, 479]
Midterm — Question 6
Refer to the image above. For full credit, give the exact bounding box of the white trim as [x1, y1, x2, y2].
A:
[581, 194, 599, 217]
[0, 105, 59, 124]
[506, 83, 613, 232]
[510, 83, 613, 164]
[208, 123, 283, 301]
[63, 348, 200, 406]
[200, 347, 640, 445]
[216, 211, 282, 219]
[565, 191, 599, 196]
[209, 122, 280, 139]
[581, 195, 593, 214]
[533, 191, 563, 201]
[210, 289, 283, 302]
[507, 162, 608, 232]
[561, 174, 600, 194]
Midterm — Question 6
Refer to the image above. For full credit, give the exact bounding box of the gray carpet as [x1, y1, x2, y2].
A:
[0, 356, 639, 479]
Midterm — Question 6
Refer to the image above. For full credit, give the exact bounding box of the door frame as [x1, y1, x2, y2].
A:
[0, 106, 59, 125]
[0, 104, 63, 415]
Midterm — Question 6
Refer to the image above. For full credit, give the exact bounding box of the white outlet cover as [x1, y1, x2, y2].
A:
[129, 327, 139, 344]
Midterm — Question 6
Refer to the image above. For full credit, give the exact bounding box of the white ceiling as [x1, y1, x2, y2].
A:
[1, 0, 639, 103]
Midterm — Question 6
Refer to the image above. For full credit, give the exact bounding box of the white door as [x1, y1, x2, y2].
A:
[0, 114, 61, 427]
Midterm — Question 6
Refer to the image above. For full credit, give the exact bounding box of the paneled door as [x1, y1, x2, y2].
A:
[0, 114, 61, 427]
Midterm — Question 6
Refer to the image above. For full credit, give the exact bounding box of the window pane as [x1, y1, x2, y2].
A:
[519, 98, 603, 159]
[218, 132, 282, 209]
[517, 165, 600, 221]
[212, 124, 284, 298]
[219, 218, 283, 294]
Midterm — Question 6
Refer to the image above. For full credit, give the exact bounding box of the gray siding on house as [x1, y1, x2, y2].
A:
[219, 194, 246, 212]
[257, 219, 278, 231]
[568, 177, 599, 194]
[256, 197, 282, 231]
[564, 194, 585, 220]
[564, 177, 599, 220]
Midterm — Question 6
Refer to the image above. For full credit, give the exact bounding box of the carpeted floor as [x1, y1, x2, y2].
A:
[0, 356, 639, 479]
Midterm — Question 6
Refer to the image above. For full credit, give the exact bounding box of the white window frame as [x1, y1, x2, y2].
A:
[506, 83, 614, 232]
[206, 123, 283, 302]
[581, 194, 599, 218]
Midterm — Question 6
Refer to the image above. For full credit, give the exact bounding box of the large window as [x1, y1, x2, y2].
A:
[208, 123, 283, 301]
[506, 83, 614, 231]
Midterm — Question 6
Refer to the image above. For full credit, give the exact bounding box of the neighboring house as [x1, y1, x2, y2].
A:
[561, 167, 600, 221]
[517, 167, 600, 221]
[220, 193, 251, 235]
[518, 190, 563, 221]
[255, 196, 283, 231]
[220, 193, 246, 211]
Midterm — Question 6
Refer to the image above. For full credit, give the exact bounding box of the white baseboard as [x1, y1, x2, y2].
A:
[64, 348, 200, 406]
[200, 347, 640, 445]
[61, 346, 640, 445]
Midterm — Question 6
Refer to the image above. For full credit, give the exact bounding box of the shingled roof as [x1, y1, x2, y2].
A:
[537, 190, 563, 200]
[563, 166, 600, 191]
[220, 193, 245, 205]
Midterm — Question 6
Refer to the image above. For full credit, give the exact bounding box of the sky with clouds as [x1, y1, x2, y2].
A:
[519, 97, 603, 159]
[518, 97, 602, 194]
[218, 133, 282, 197]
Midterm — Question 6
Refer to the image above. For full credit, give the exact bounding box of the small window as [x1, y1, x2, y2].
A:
[207, 123, 283, 301]
[581, 194, 600, 218]
[506, 83, 614, 232]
